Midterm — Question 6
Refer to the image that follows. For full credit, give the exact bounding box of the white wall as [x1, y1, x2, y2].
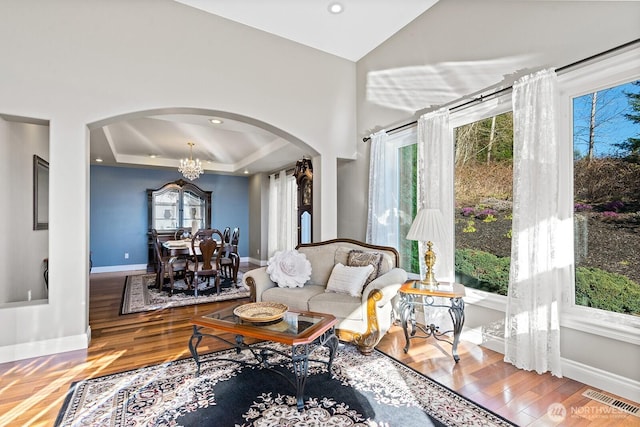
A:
[346, 0, 640, 240]
[0, 120, 49, 304]
[248, 173, 269, 265]
[0, 0, 356, 361]
[344, 0, 640, 402]
[0, 119, 10, 304]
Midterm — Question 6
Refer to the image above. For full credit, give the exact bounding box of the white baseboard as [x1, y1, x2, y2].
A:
[247, 257, 267, 267]
[91, 264, 148, 273]
[461, 327, 639, 403]
[562, 358, 640, 403]
[0, 326, 91, 364]
[461, 327, 504, 354]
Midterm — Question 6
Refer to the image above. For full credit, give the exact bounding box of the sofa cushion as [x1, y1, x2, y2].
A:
[325, 263, 374, 298]
[334, 246, 351, 266]
[347, 250, 383, 285]
[308, 292, 363, 320]
[266, 249, 311, 288]
[262, 285, 325, 311]
[297, 245, 337, 286]
[379, 252, 394, 275]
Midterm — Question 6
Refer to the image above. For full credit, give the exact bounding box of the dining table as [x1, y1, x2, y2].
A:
[162, 239, 239, 284]
[162, 239, 200, 256]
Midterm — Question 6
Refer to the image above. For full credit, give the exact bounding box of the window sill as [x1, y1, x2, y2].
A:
[0, 299, 49, 309]
[560, 307, 640, 346]
[460, 287, 507, 312]
[461, 287, 640, 346]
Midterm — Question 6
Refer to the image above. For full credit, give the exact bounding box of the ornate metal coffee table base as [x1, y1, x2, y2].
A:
[189, 325, 338, 411]
[189, 307, 339, 411]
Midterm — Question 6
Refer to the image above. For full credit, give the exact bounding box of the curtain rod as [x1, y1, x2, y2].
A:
[269, 167, 295, 177]
[362, 38, 639, 142]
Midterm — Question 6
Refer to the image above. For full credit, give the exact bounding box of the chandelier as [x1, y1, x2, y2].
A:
[178, 142, 203, 181]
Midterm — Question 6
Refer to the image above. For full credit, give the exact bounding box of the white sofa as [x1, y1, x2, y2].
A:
[243, 239, 407, 355]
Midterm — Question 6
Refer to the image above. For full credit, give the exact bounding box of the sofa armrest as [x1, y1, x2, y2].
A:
[362, 267, 407, 306]
[243, 267, 276, 302]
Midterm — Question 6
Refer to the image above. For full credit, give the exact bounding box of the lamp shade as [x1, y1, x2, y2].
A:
[406, 208, 446, 243]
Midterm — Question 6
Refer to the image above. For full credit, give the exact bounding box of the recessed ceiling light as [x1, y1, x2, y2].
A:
[149, 154, 157, 158]
[95, 157, 103, 163]
[243, 169, 249, 174]
[328, 2, 343, 14]
[209, 118, 223, 124]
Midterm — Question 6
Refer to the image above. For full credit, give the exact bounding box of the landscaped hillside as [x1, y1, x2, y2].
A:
[454, 158, 640, 316]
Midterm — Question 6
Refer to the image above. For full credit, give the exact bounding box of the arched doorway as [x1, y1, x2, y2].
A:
[87, 108, 318, 273]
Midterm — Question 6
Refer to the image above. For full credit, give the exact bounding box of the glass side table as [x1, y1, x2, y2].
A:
[398, 280, 466, 362]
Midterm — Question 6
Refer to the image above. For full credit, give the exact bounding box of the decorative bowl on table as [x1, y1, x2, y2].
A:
[233, 302, 288, 323]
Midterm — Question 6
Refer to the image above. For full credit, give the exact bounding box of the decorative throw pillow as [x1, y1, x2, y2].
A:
[325, 263, 375, 298]
[266, 250, 312, 288]
[347, 250, 383, 286]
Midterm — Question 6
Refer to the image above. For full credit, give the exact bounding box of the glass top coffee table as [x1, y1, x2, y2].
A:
[189, 302, 338, 411]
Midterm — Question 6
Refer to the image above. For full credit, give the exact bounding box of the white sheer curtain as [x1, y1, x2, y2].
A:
[366, 130, 400, 247]
[416, 108, 455, 281]
[268, 170, 298, 257]
[505, 69, 567, 377]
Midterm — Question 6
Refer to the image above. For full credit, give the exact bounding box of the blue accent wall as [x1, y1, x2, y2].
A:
[90, 166, 249, 268]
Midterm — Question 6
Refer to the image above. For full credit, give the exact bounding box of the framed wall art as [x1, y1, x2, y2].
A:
[33, 154, 49, 230]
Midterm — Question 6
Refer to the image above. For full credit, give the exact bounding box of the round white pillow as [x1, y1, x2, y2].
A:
[266, 249, 312, 288]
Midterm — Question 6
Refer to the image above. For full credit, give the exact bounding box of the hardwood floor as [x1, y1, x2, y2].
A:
[0, 265, 637, 426]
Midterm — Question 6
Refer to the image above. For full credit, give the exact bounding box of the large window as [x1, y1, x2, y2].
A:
[388, 109, 514, 290]
[453, 111, 513, 295]
[398, 142, 419, 273]
[377, 47, 640, 330]
[558, 47, 640, 340]
[572, 79, 640, 317]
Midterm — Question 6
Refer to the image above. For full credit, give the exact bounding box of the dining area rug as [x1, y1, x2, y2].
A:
[120, 273, 249, 314]
[55, 342, 515, 427]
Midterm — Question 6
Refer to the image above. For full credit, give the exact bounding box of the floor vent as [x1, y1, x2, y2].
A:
[582, 389, 640, 417]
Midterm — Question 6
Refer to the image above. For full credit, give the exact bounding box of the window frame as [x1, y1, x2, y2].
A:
[450, 92, 513, 305]
[558, 46, 640, 343]
[385, 126, 418, 276]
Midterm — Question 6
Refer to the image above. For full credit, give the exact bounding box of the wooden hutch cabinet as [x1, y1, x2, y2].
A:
[146, 179, 211, 271]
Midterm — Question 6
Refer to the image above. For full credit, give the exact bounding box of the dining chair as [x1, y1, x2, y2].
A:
[222, 227, 231, 244]
[152, 229, 189, 296]
[217, 226, 233, 280]
[219, 242, 240, 285]
[166, 247, 190, 296]
[172, 228, 190, 264]
[151, 229, 165, 289]
[231, 227, 239, 247]
[221, 227, 240, 284]
[189, 228, 225, 295]
[174, 228, 186, 240]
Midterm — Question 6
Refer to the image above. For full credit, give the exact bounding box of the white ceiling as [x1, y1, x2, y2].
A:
[90, 1, 439, 175]
[91, 114, 310, 175]
[175, 0, 440, 62]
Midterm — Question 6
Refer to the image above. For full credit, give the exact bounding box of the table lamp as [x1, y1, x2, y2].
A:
[406, 208, 446, 287]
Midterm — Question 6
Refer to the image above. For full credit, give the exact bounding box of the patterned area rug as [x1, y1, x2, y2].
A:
[120, 273, 250, 314]
[55, 342, 516, 426]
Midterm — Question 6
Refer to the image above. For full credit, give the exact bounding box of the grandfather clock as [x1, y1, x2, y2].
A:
[294, 158, 313, 244]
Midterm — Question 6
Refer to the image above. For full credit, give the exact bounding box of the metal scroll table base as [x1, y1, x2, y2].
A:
[188, 325, 339, 411]
[399, 294, 465, 362]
